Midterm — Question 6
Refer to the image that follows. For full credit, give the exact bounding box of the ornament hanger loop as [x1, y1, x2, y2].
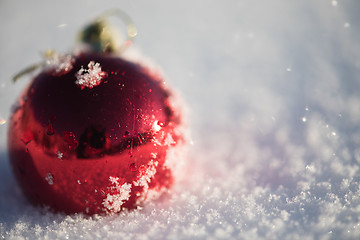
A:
[79, 9, 138, 53]
[100, 9, 138, 42]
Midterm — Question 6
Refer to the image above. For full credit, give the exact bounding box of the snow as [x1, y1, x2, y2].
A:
[1, 0, 360, 239]
[103, 177, 132, 213]
[56, 151, 63, 160]
[75, 61, 107, 89]
[45, 52, 75, 76]
[45, 173, 54, 186]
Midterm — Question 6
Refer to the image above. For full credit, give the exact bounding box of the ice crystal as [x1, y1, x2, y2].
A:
[132, 159, 159, 204]
[133, 160, 158, 188]
[45, 53, 75, 75]
[75, 61, 107, 89]
[103, 177, 132, 213]
[45, 173, 54, 185]
[56, 151, 63, 160]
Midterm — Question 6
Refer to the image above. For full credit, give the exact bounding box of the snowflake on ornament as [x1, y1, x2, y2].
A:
[103, 176, 132, 213]
[75, 61, 107, 89]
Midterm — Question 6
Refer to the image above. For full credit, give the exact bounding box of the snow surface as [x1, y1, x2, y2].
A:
[1, 0, 360, 239]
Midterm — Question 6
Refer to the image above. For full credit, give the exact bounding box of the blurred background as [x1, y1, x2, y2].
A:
[1, 0, 360, 239]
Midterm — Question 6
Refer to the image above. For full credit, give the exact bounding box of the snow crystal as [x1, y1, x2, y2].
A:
[45, 173, 54, 185]
[75, 61, 107, 89]
[56, 151, 63, 160]
[103, 177, 132, 213]
[133, 160, 158, 188]
[45, 53, 75, 75]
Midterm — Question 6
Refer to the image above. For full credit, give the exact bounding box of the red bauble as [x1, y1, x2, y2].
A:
[8, 52, 184, 215]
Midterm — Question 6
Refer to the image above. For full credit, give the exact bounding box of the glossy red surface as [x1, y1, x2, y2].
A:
[8, 52, 183, 215]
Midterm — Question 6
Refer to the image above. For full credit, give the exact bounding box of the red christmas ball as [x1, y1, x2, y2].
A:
[8, 51, 184, 215]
